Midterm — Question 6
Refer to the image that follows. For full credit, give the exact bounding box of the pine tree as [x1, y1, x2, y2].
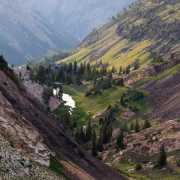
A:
[61, 112, 70, 126]
[74, 61, 77, 75]
[130, 122, 134, 130]
[116, 130, 125, 149]
[134, 60, 139, 70]
[112, 65, 115, 73]
[102, 124, 108, 144]
[157, 145, 167, 167]
[99, 118, 104, 125]
[120, 96, 125, 106]
[26, 64, 30, 70]
[86, 120, 92, 141]
[0, 55, 8, 69]
[58, 85, 63, 99]
[119, 66, 122, 75]
[125, 65, 130, 75]
[80, 124, 85, 145]
[134, 119, 140, 133]
[143, 119, 151, 129]
[92, 130, 97, 156]
[171, 53, 174, 60]
[67, 62, 72, 74]
[97, 136, 103, 152]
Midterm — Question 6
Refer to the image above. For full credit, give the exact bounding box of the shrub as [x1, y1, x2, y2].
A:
[135, 163, 142, 171]
[85, 90, 91, 97]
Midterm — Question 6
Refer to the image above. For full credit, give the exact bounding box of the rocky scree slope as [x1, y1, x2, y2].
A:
[62, 0, 180, 68]
[0, 132, 66, 179]
[0, 69, 126, 180]
[0, 0, 77, 66]
[19, 0, 134, 41]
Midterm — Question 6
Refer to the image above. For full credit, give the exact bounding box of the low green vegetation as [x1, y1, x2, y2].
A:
[59, 84, 148, 126]
[49, 155, 69, 179]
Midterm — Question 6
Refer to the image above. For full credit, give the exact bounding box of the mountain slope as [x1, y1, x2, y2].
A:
[0, 67, 126, 179]
[0, 0, 77, 66]
[19, 0, 134, 41]
[61, 0, 180, 69]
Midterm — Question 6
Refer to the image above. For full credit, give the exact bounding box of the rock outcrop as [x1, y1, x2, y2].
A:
[141, 65, 157, 77]
[120, 108, 135, 120]
[111, 119, 180, 162]
[0, 106, 51, 166]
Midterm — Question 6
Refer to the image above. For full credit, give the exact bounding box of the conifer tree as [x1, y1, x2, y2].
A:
[130, 122, 134, 130]
[134, 60, 139, 70]
[112, 65, 115, 73]
[143, 119, 151, 129]
[92, 130, 97, 156]
[0, 55, 8, 69]
[120, 96, 125, 106]
[26, 64, 30, 70]
[126, 65, 130, 74]
[134, 119, 140, 133]
[86, 120, 92, 141]
[80, 124, 85, 145]
[157, 145, 167, 167]
[119, 66, 122, 75]
[116, 130, 125, 150]
[97, 136, 103, 152]
[99, 118, 104, 125]
[74, 61, 77, 75]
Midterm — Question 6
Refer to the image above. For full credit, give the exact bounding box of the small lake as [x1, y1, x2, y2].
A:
[53, 89, 76, 114]
[62, 93, 76, 108]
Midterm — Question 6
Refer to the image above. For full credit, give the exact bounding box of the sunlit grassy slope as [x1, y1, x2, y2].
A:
[59, 0, 180, 69]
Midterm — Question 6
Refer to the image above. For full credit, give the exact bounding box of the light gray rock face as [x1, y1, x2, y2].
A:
[19, 0, 134, 41]
[0, 0, 77, 66]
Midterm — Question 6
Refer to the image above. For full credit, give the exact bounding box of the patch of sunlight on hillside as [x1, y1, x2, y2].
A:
[97, 39, 128, 64]
[100, 40, 150, 68]
[111, 40, 150, 67]
[59, 47, 92, 64]
[92, 26, 117, 48]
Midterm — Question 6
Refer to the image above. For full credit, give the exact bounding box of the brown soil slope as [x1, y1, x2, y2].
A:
[138, 72, 180, 121]
[0, 70, 126, 180]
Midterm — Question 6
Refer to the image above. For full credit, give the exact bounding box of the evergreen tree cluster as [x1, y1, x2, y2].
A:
[120, 88, 145, 111]
[0, 55, 8, 69]
[61, 112, 70, 126]
[130, 119, 140, 133]
[130, 118, 151, 133]
[42, 87, 53, 104]
[75, 107, 116, 156]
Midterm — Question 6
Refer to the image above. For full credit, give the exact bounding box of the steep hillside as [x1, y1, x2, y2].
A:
[19, 0, 134, 41]
[0, 0, 77, 66]
[0, 66, 126, 179]
[61, 0, 180, 69]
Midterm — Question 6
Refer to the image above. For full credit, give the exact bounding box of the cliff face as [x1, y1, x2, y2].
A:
[0, 0, 77, 66]
[0, 69, 126, 179]
[19, 0, 134, 41]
